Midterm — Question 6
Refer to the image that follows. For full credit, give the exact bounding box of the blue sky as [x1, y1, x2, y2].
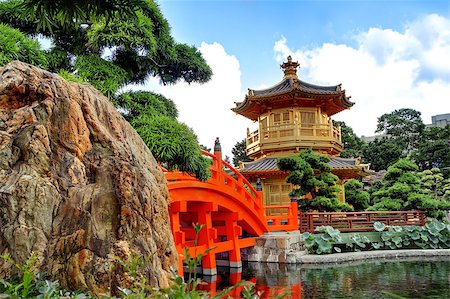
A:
[145, 0, 450, 156]
[160, 0, 448, 88]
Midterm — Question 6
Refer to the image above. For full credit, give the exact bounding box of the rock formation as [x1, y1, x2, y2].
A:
[0, 61, 177, 294]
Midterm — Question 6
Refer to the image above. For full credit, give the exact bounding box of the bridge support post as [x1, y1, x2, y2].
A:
[197, 203, 217, 275]
[226, 217, 242, 268]
[169, 201, 186, 276]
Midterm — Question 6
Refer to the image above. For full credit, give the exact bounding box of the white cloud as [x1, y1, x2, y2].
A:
[134, 14, 449, 160]
[273, 14, 450, 137]
[143, 42, 251, 157]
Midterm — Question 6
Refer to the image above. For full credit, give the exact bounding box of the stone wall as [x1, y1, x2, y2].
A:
[243, 231, 306, 264]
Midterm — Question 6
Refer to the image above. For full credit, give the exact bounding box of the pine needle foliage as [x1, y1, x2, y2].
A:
[278, 149, 353, 212]
[0, 0, 213, 180]
[0, 24, 47, 68]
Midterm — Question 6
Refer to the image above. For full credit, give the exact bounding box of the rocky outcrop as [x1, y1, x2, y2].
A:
[0, 61, 177, 294]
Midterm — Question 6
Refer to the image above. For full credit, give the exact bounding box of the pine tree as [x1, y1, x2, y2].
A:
[278, 149, 353, 212]
[0, 0, 213, 180]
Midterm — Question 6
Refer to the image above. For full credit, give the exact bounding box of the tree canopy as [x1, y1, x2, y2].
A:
[412, 125, 450, 171]
[344, 179, 370, 211]
[335, 121, 365, 159]
[368, 159, 450, 218]
[375, 108, 425, 154]
[0, 0, 213, 180]
[278, 149, 353, 212]
[362, 136, 404, 171]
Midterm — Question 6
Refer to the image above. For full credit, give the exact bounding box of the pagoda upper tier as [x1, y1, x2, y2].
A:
[232, 56, 354, 121]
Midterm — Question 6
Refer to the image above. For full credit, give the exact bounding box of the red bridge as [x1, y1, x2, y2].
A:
[164, 144, 298, 275]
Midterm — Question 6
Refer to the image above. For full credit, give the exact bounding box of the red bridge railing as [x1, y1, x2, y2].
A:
[165, 147, 298, 275]
[299, 210, 426, 233]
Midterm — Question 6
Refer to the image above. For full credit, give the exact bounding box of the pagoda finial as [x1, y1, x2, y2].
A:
[280, 55, 300, 78]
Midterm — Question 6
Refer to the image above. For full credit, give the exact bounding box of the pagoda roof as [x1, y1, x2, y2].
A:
[232, 56, 354, 121]
[251, 77, 341, 98]
[240, 156, 371, 178]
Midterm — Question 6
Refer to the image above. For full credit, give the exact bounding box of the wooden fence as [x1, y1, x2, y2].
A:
[299, 210, 426, 233]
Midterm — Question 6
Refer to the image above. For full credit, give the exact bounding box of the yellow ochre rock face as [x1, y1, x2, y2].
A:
[0, 61, 177, 295]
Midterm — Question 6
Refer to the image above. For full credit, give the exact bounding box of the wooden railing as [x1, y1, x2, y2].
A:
[299, 210, 426, 233]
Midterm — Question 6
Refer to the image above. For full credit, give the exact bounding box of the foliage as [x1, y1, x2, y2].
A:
[133, 115, 211, 181]
[362, 137, 404, 171]
[0, 255, 90, 298]
[334, 121, 365, 158]
[0, 23, 47, 68]
[375, 220, 450, 250]
[412, 125, 450, 171]
[344, 179, 370, 211]
[18, 0, 149, 32]
[0, 225, 269, 299]
[278, 149, 353, 212]
[117, 91, 178, 120]
[73, 55, 129, 98]
[375, 108, 425, 154]
[0, 0, 213, 180]
[231, 139, 252, 167]
[419, 168, 449, 199]
[368, 159, 450, 218]
[303, 220, 450, 255]
[303, 226, 343, 254]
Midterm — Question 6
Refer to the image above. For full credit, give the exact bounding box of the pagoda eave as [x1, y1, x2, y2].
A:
[232, 92, 353, 121]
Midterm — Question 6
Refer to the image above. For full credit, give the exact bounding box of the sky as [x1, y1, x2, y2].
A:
[140, 0, 450, 157]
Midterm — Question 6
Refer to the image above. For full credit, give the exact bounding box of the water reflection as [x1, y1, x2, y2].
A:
[199, 257, 450, 298]
[244, 257, 450, 299]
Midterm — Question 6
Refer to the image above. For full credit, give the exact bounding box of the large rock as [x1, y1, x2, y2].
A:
[0, 61, 177, 294]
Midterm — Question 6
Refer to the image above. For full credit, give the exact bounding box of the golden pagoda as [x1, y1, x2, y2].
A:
[232, 56, 370, 208]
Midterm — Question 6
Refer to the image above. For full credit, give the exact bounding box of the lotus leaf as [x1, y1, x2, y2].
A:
[321, 234, 332, 241]
[373, 222, 386, 232]
[409, 231, 420, 240]
[438, 235, 448, 243]
[372, 242, 383, 249]
[429, 235, 439, 244]
[392, 226, 403, 233]
[392, 236, 402, 245]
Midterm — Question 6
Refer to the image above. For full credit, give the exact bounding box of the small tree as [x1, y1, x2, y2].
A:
[344, 179, 370, 211]
[231, 139, 251, 167]
[278, 149, 353, 212]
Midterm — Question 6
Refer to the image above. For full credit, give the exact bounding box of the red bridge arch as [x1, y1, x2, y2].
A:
[164, 147, 298, 275]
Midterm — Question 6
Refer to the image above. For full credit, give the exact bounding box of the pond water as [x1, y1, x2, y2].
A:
[202, 257, 450, 298]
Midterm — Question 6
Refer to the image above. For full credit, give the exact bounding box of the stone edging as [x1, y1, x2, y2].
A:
[299, 249, 450, 264]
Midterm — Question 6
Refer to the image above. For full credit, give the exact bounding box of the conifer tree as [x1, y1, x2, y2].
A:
[0, 0, 213, 180]
[368, 159, 450, 218]
[278, 149, 353, 212]
[344, 179, 370, 211]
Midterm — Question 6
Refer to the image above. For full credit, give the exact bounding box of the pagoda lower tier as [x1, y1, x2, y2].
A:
[239, 156, 371, 209]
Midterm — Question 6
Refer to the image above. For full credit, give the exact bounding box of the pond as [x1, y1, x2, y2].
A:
[202, 257, 450, 298]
